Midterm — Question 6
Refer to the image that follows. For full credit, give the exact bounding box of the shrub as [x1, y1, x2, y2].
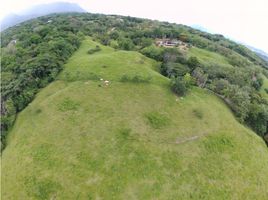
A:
[183, 73, 195, 88]
[203, 134, 235, 153]
[24, 176, 62, 200]
[160, 62, 190, 77]
[118, 128, 132, 140]
[120, 74, 152, 83]
[246, 103, 268, 137]
[145, 112, 169, 129]
[187, 56, 200, 71]
[63, 72, 99, 82]
[224, 85, 251, 122]
[192, 67, 208, 88]
[58, 98, 79, 112]
[87, 45, 101, 54]
[140, 45, 164, 61]
[118, 38, 135, 50]
[193, 108, 203, 119]
[35, 108, 42, 114]
[252, 75, 263, 91]
[171, 77, 188, 96]
[265, 88, 268, 94]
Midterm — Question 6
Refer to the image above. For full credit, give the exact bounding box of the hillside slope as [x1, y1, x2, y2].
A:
[2, 38, 268, 199]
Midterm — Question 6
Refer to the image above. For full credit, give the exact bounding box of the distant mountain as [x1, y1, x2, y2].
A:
[0, 2, 86, 30]
[192, 25, 268, 65]
[191, 24, 212, 33]
[246, 45, 268, 63]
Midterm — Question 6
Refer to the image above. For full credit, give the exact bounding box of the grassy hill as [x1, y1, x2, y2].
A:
[261, 75, 268, 100]
[2, 38, 268, 199]
[188, 47, 233, 68]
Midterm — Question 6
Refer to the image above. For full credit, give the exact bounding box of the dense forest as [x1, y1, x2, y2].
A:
[1, 12, 268, 150]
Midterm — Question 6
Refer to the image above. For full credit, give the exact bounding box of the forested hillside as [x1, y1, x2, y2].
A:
[2, 13, 268, 150]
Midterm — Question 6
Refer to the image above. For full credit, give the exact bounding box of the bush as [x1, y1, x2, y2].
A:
[145, 112, 169, 129]
[87, 45, 101, 54]
[252, 75, 263, 91]
[171, 77, 188, 96]
[192, 67, 208, 88]
[58, 98, 80, 112]
[118, 38, 135, 50]
[160, 62, 190, 77]
[187, 56, 200, 71]
[118, 128, 132, 140]
[120, 74, 152, 83]
[140, 45, 164, 61]
[204, 134, 235, 153]
[193, 108, 203, 119]
[265, 88, 268, 94]
[224, 85, 251, 122]
[246, 103, 268, 137]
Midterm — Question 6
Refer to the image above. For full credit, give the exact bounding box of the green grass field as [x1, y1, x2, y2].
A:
[2, 38, 268, 200]
[188, 47, 233, 69]
[260, 75, 268, 100]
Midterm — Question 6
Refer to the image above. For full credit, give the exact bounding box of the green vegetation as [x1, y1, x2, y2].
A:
[160, 44, 268, 138]
[2, 38, 268, 199]
[188, 47, 232, 68]
[1, 16, 83, 149]
[2, 12, 268, 148]
[58, 98, 80, 112]
[87, 45, 101, 54]
[1, 12, 268, 199]
[260, 75, 268, 100]
[192, 108, 204, 119]
[171, 76, 188, 96]
[145, 111, 169, 129]
[120, 74, 152, 83]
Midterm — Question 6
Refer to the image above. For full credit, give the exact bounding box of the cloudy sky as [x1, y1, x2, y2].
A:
[1, 0, 268, 53]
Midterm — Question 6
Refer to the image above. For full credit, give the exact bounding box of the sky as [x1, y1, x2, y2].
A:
[1, 0, 268, 53]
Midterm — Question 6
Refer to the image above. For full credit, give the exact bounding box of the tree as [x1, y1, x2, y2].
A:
[118, 38, 135, 50]
[192, 67, 208, 88]
[109, 31, 120, 40]
[187, 56, 200, 71]
[160, 62, 190, 77]
[246, 103, 268, 137]
[224, 85, 251, 122]
[252, 75, 263, 91]
[171, 77, 187, 96]
[140, 37, 153, 48]
[183, 73, 195, 88]
[140, 45, 164, 61]
[163, 48, 182, 63]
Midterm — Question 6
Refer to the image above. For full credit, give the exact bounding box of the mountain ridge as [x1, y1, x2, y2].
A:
[246, 45, 268, 63]
[0, 2, 86, 30]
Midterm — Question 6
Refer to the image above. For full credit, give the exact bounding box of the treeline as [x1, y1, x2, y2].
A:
[1, 13, 268, 149]
[1, 14, 83, 150]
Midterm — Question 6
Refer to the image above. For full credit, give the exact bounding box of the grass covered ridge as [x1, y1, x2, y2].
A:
[2, 38, 268, 199]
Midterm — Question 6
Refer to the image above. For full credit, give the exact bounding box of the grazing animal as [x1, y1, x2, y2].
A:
[104, 80, 110, 86]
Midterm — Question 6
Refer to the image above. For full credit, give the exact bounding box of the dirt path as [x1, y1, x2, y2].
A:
[173, 132, 210, 145]
[174, 135, 201, 144]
